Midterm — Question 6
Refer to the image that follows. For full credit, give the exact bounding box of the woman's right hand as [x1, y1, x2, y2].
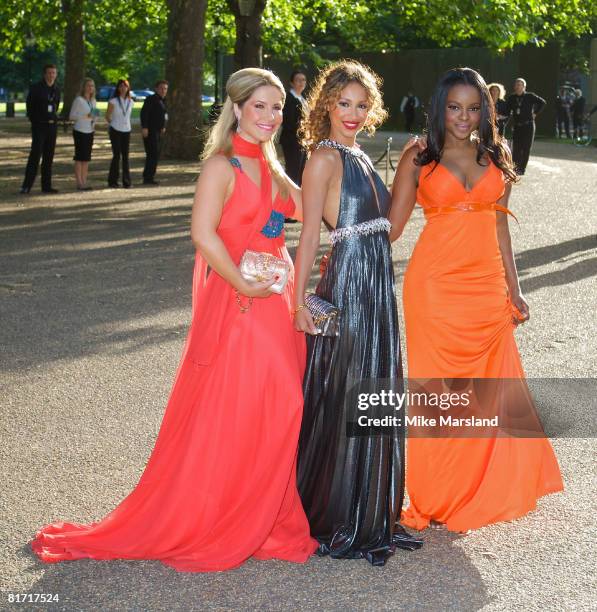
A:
[237, 278, 276, 298]
[402, 135, 427, 154]
[294, 307, 319, 335]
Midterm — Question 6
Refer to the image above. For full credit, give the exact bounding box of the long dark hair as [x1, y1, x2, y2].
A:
[111, 79, 131, 99]
[417, 67, 517, 183]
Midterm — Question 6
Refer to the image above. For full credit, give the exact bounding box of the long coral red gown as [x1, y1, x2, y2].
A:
[401, 161, 563, 532]
[31, 134, 318, 571]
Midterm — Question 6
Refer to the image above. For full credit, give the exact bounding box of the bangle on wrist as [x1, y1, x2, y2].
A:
[292, 304, 307, 316]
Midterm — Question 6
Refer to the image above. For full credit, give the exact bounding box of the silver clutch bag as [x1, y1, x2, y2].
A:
[239, 250, 290, 294]
[305, 293, 340, 337]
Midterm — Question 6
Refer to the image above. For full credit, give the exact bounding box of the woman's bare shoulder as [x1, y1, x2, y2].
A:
[199, 154, 236, 178]
[195, 154, 236, 201]
[304, 147, 341, 179]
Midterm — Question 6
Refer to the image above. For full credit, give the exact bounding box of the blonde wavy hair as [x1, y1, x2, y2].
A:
[487, 82, 506, 101]
[301, 60, 388, 151]
[79, 78, 96, 99]
[202, 68, 288, 198]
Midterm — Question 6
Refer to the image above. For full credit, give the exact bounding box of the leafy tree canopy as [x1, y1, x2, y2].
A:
[258, 0, 596, 60]
[1, 0, 594, 83]
[0, 0, 167, 83]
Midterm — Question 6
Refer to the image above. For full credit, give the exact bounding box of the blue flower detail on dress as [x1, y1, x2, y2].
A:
[229, 157, 243, 171]
[261, 209, 285, 238]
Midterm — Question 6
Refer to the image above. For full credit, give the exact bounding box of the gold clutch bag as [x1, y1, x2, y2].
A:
[305, 293, 340, 336]
[239, 250, 290, 294]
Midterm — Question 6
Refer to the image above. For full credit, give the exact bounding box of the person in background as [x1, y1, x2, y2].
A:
[280, 70, 308, 186]
[141, 80, 169, 186]
[69, 78, 98, 191]
[488, 82, 509, 137]
[20, 64, 61, 194]
[400, 91, 420, 133]
[571, 88, 586, 140]
[106, 79, 134, 188]
[555, 87, 571, 139]
[506, 78, 546, 175]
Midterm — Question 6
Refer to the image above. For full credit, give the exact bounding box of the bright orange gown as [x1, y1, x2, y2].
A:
[401, 161, 563, 532]
[31, 135, 318, 571]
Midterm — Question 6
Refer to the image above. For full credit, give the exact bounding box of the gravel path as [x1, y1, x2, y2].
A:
[0, 121, 595, 611]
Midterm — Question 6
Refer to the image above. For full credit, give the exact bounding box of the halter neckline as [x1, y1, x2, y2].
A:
[316, 139, 366, 158]
[232, 133, 263, 158]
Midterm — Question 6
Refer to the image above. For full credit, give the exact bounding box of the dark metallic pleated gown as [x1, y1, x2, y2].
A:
[297, 141, 405, 565]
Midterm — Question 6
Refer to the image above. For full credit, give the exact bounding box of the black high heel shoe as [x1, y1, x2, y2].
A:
[365, 545, 395, 566]
[392, 524, 424, 550]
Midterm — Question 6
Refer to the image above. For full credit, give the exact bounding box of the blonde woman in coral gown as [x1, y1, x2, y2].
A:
[31, 68, 317, 571]
[389, 67, 563, 532]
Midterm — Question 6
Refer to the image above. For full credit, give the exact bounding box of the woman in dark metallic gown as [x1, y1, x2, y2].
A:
[292, 61, 423, 566]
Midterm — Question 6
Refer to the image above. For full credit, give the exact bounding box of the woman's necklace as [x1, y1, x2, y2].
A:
[117, 96, 130, 115]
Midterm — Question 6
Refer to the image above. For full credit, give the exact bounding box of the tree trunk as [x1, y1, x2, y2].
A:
[61, 0, 85, 118]
[163, 0, 208, 159]
[226, 0, 267, 69]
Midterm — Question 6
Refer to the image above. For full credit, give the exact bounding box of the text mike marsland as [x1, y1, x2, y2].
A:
[357, 415, 500, 427]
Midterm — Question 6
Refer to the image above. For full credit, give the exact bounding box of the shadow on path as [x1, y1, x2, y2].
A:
[22, 528, 491, 611]
[516, 234, 596, 293]
[530, 139, 597, 163]
[0, 199, 332, 373]
[0, 197, 194, 373]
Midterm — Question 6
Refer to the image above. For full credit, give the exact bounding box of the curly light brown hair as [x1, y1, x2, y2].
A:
[300, 60, 388, 151]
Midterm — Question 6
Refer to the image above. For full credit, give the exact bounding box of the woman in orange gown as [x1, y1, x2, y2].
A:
[389, 67, 563, 532]
[31, 68, 318, 571]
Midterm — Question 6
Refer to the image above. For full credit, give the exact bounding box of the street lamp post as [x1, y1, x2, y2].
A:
[25, 32, 36, 86]
[214, 16, 221, 104]
[238, 0, 256, 16]
[208, 15, 224, 124]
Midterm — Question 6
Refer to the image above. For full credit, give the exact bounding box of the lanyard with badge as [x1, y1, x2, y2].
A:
[86, 98, 98, 122]
[160, 97, 168, 122]
[117, 96, 130, 117]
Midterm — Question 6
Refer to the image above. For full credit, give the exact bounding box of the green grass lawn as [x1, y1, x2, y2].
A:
[0, 101, 212, 121]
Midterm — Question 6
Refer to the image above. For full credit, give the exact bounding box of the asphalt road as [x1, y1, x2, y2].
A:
[0, 121, 595, 611]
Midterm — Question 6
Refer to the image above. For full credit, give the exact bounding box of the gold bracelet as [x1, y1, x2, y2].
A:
[235, 290, 253, 313]
[292, 304, 307, 316]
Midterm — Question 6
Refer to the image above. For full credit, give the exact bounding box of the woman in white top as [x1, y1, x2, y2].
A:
[69, 78, 99, 190]
[105, 79, 134, 188]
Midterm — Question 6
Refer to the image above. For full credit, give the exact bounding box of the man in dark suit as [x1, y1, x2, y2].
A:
[20, 64, 61, 194]
[555, 86, 571, 139]
[400, 91, 420, 133]
[141, 80, 168, 185]
[571, 89, 586, 140]
[279, 70, 307, 186]
[506, 78, 546, 175]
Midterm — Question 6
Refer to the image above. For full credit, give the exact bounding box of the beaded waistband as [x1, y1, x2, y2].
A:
[329, 217, 392, 246]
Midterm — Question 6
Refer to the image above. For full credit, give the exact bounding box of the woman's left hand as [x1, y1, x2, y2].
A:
[511, 293, 530, 325]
